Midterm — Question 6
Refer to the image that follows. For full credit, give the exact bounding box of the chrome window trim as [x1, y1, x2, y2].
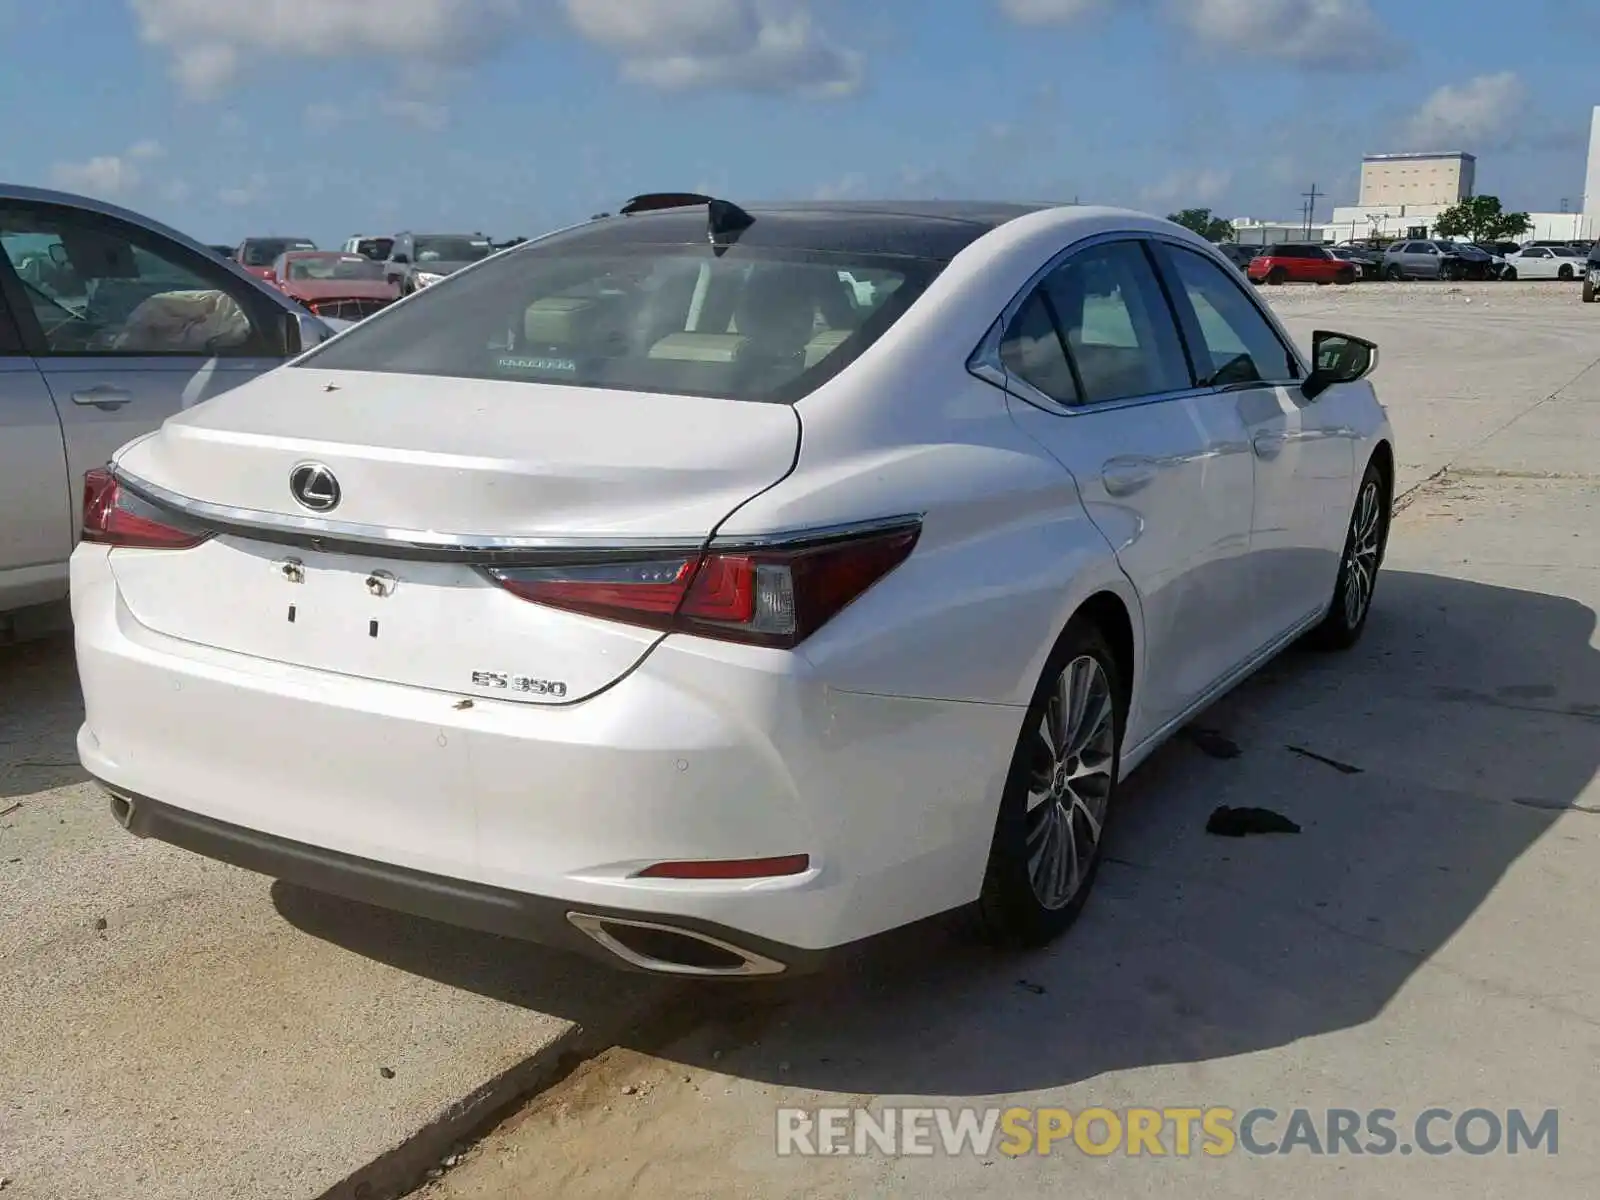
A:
[110, 464, 921, 563]
[968, 230, 1308, 418]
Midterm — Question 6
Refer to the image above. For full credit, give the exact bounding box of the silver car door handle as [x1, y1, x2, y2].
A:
[1101, 458, 1158, 496]
[1253, 432, 1286, 459]
[70, 386, 133, 410]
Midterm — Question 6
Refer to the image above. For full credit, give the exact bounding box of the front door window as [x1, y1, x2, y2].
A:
[0, 205, 273, 357]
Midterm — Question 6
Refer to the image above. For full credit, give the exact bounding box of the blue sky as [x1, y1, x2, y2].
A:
[0, 0, 1594, 249]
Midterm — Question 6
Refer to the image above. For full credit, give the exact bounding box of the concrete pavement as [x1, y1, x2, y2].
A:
[423, 283, 1600, 1198]
[0, 642, 673, 1199]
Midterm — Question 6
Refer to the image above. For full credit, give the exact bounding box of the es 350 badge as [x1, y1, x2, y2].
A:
[471, 671, 569, 698]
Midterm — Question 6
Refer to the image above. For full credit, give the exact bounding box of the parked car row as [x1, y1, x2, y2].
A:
[1228, 238, 1591, 285]
[206, 231, 523, 321]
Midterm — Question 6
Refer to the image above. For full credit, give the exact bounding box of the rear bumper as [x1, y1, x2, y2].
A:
[101, 783, 828, 975]
[72, 543, 1018, 963]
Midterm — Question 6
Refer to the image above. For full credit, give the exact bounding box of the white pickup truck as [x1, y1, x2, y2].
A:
[0, 185, 338, 640]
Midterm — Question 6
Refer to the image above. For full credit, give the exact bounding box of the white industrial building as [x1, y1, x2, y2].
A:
[1240, 106, 1600, 245]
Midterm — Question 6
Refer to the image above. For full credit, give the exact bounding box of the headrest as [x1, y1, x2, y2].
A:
[523, 297, 595, 345]
[648, 333, 749, 363]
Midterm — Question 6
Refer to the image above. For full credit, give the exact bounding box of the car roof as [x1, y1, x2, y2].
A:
[569, 199, 1059, 260]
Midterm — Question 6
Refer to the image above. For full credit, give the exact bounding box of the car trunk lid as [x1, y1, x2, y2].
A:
[107, 367, 799, 703]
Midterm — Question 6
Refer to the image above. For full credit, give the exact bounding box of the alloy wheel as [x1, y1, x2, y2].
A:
[1024, 655, 1116, 910]
[1342, 477, 1383, 628]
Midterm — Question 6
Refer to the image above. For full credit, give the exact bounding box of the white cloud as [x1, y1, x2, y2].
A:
[218, 172, 268, 206]
[1140, 166, 1232, 209]
[130, 0, 861, 100]
[997, 0, 1106, 22]
[1401, 72, 1528, 151]
[560, 0, 861, 96]
[994, 0, 1394, 68]
[50, 156, 141, 198]
[1169, 0, 1387, 66]
[48, 140, 165, 198]
[379, 96, 451, 131]
[130, 0, 523, 96]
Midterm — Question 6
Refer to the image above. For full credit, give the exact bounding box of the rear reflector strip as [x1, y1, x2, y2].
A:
[635, 855, 811, 880]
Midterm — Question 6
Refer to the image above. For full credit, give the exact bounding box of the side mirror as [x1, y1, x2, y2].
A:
[48, 242, 70, 267]
[278, 311, 336, 356]
[1302, 330, 1378, 401]
[390, 253, 410, 265]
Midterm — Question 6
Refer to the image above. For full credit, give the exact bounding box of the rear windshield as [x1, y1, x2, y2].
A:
[298, 241, 937, 404]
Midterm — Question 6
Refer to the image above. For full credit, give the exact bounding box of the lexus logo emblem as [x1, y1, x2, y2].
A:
[289, 462, 341, 512]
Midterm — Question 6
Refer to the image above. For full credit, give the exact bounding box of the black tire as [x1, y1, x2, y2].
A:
[971, 621, 1126, 948]
[1502, 267, 1517, 282]
[1336, 268, 1356, 286]
[1384, 264, 1404, 281]
[1584, 281, 1597, 304]
[1267, 267, 1287, 286]
[1306, 458, 1388, 652]
[1559, 265, 1575, 281]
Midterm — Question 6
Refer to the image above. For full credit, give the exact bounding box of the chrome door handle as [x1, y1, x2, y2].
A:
[1252, 432, 1286, 459]
[70, 386, 132, 411]
[1101, 458, 1158, 497]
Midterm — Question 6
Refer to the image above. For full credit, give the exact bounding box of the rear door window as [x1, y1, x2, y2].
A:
[0, 202, 278, 357]
[1038, 240, 1192, 404]
[298, 240, 937, 405]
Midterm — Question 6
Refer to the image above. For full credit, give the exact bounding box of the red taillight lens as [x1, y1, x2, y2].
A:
[490, 523, 919, 649]
[81, 468, 211, 550]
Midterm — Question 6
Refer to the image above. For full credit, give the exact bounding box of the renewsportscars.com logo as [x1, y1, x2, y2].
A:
[775, 1106, 1559, 1159]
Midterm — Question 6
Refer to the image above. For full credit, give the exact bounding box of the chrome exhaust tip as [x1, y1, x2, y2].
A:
[566, 912, 787, 977]
[107, 792, 136, 830]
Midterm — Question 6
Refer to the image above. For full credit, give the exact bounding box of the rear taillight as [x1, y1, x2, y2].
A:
[489, 523, 920, 649]
[81, 468, 211, 550]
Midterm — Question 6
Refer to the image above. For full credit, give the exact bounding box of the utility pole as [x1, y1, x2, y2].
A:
[1301, 182, 1323, 240]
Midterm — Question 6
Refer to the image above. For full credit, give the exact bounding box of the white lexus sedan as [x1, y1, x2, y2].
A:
[73, 196, 1393, 977]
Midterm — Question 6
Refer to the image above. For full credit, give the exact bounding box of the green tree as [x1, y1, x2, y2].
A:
[1167, 207, 1235, 242]
[1433, 195, 1534, 242]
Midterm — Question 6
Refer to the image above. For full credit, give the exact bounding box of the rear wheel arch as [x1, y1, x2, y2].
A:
[1073, 590, 1135, 709]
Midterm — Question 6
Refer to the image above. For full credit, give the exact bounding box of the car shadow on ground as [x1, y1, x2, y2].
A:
[275, 568, 1599, 1096]
[0, 633, 90, 800]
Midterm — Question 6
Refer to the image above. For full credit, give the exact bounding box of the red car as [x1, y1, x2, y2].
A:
[1246, 244, 1357, 286]
[235, 237, 318, 281]
[269, 251, 401, 321]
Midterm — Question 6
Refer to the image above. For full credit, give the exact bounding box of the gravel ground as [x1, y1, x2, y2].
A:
[1260, 278, 1586, 308]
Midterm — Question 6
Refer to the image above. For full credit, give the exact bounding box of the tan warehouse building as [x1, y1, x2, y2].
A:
[1356, 151, 1477, 208]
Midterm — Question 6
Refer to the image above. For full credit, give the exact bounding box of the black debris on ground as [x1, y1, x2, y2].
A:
[1206, 806, 1302, 837]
